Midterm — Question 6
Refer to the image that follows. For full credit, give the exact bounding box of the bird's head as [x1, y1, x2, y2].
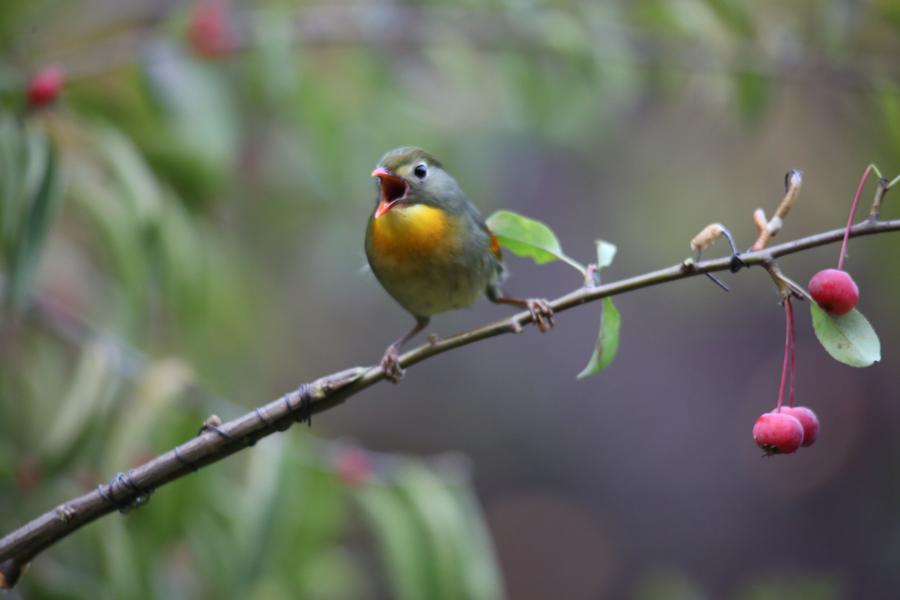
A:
[371, 147, 464, 218]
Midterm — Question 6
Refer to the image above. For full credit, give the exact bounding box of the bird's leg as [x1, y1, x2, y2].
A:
[380, 317, 429, 383]
[488, 288, 555, 333]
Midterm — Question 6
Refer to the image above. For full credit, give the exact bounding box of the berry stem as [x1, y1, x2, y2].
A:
[787, 298, 795, 407]
[776, 297, 792, 411]
[837, 165, 873, 270]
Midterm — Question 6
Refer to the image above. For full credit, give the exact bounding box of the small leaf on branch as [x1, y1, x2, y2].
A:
[810, 303, 880, 368]
[589, 239, 617, 285]
[595, 239, 617, 271]
[577, 296, 621, 379]
[486, 210, 584, 273]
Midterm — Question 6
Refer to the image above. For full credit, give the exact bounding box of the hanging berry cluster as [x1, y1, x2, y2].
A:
[689, 166, 890, 456]
[750, 165, 891, 455]
[752, 298, 820, 454]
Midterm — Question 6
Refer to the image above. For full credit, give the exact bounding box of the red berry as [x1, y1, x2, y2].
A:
[753, 411, 804, 455]
[780, 406, 819, 447]
[26, 65, 64, 108]
[188, 0, 237, 59]
[333, 447, 371, 486]
[808, 268, 859, 316]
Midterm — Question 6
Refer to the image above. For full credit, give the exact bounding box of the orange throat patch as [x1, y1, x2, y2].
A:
[369, 204, 458, 263]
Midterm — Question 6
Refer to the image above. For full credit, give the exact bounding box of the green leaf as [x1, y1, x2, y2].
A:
[486, 210, 563, 264]
[0, 114, 24, 242]
[590, 240, 617, 285]
[40, 340, 122, 460]
[577, 297, 621, 379]
[141, 42, 238, 182]
[486, 209, 584, 273]
[2, 127, 64, 314]
[355, 462, 502, 600]
[356, 481, 434, 600]
[810, 303, 881, 368]
[702, 0, 755, 37]
[595, 239, 617, 270]
[394, 465, 467, 600]
[91, 123, 162, 225]
[443, 478, 504, 600]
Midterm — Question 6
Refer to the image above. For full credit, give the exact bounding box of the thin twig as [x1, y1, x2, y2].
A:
[1, 216, 900, 589]
[775, 298, 792, 412]
[868, 178, 891, 222]
[838, 165, 875, 270]
[752, 169, 803, 251]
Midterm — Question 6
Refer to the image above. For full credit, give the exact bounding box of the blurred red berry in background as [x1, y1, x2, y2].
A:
[188, 0, 237, 59]
[26, 65, 64, 108]
[333, 447, 372, 486]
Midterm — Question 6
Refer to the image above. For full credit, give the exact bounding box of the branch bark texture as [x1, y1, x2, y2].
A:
[2, 216, 899, 588]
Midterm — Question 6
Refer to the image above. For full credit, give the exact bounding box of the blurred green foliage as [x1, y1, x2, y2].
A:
[0, 115, 62, 315]
[1, 0, 899, 597]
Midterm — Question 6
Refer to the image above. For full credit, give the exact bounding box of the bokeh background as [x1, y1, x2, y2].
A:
[2, 1, 900, 598]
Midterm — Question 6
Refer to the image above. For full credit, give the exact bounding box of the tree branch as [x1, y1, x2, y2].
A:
[2, 216, 899, 589]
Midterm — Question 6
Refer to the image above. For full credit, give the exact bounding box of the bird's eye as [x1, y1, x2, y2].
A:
[413, 163, 428, 179]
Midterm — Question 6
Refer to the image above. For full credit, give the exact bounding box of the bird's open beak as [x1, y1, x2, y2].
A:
[372, 167, 408, 218]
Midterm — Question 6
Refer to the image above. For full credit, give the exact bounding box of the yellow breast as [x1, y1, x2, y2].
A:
[366, 204, 492, 316]
[369, 203, 459, 262]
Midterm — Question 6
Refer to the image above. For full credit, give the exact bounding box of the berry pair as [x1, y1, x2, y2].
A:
[752, 298, 820, 455]
[807, 166, 872, 316]
[753, 406, 819, 454]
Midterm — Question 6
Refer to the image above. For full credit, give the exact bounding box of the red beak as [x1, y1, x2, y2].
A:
[372, 167, 408, 218]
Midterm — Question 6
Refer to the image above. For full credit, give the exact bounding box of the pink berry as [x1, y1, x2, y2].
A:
[808, 268, 859, 316]
[333, 447, 371, 486]
[188, 0, 236, 59]
[780, 406, 819, 447]
[26, 65, 64, 108]
[753, 411, 804, 455]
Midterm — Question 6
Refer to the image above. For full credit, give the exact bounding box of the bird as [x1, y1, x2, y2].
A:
[365, 146, 554, 382]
